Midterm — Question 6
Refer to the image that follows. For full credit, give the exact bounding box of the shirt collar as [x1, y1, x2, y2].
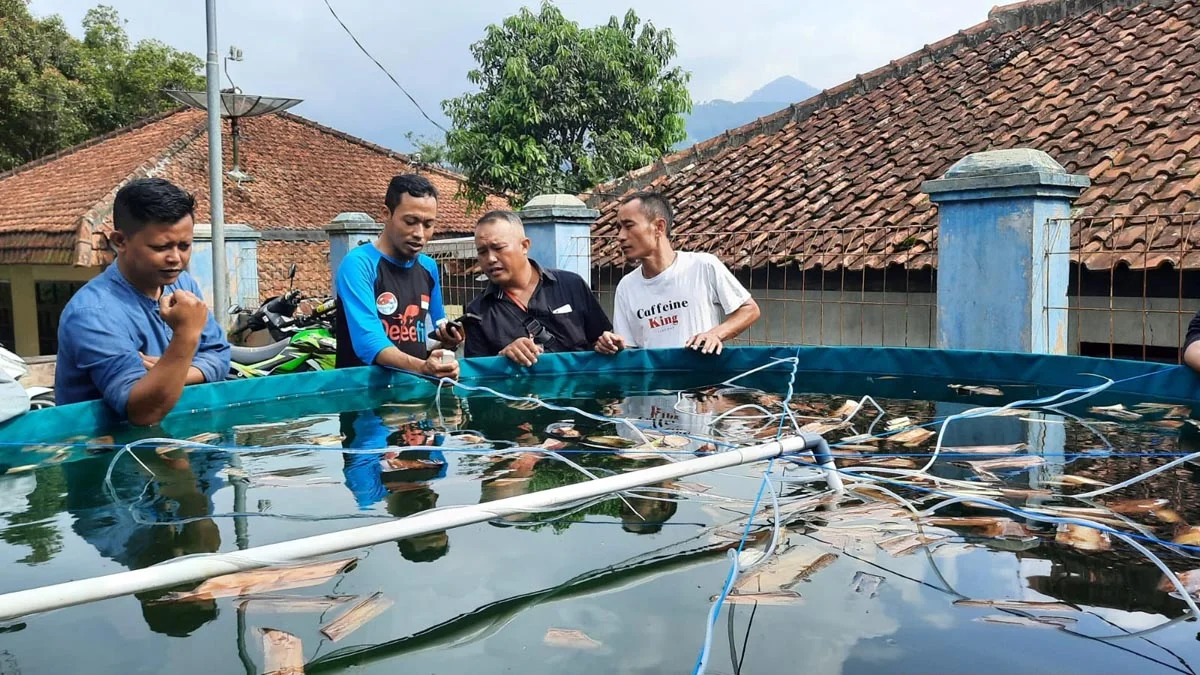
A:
[486, 258, 555, 300]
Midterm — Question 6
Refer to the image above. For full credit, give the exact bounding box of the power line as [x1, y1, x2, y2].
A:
[321, 0, 448, 135]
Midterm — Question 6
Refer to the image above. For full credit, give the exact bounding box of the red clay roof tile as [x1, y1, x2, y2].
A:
[589, 0, 1200, 272]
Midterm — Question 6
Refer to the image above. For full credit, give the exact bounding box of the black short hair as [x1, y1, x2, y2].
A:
[112, 178, 196, 235]
[385, 173, 439, 213]
[620, 191, 674, 236]
[475, 210, 522, 228]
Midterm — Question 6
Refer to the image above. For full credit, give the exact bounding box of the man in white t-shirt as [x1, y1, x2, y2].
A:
[595, 191, 760, 355]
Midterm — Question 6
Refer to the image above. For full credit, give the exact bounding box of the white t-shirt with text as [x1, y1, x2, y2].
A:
[612, 251, 752, 349]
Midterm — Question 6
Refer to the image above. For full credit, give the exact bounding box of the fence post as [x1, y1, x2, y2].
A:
[191, 223, 260, 313]
[922, 148, 1089, 354]
[325, 212, 382, 281]
[520, 195, 598, 287]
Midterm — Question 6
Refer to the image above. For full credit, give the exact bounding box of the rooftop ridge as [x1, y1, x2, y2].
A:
[275, 111, 479, 186]
[0, 107, 193, 182]
[585, 0, 1160, 206]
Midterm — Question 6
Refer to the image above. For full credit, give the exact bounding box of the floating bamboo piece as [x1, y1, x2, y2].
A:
[259, 628, 304, 675]
[154, 558, 357, 603]
[318, 592, 394, 642]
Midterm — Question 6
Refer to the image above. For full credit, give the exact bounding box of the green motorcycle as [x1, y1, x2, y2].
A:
[227, 265, 338, 379]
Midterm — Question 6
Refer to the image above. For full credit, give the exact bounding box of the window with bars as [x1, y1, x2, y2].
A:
[35, 281, 86, 355]
[0, 282, 14, 350]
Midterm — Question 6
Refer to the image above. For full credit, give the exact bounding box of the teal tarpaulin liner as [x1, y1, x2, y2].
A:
[1, 346, 1195, 463]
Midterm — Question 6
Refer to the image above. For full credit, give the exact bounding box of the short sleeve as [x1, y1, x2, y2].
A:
[612, 277, 638, 348]
[1186, 308, 1200, 350]
[335, 250, 392, 365]
[66, 309, 148, 418]
[702, 253, 753, 314]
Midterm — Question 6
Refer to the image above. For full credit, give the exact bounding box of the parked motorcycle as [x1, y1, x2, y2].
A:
[227, 265, 338, 379]
[0, 344, 54, 410]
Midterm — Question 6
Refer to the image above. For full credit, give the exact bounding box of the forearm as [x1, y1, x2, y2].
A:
[186, 367, 206, 384]
[126, 333, 199, 426]
[714, 301, 761, 341]
[373, 346, 426, 373]
[1184, 341, 1200, 373]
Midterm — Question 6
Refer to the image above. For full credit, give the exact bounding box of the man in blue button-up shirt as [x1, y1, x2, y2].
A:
[56, 178, 230, 425]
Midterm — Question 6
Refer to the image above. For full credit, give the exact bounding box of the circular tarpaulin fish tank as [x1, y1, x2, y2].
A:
[1, 346, 1199, 674]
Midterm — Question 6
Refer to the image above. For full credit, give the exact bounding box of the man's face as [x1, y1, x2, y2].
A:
[111, 214, 195, 290]
[475, 221, 531, 287]
[384, 193, 438, 261]
[615, 199, 662, 262]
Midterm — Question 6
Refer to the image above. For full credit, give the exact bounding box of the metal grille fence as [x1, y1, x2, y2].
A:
[1045, 213, 1200, 364]
[423, 236, 486, 321]
[574, 229, 939, 348]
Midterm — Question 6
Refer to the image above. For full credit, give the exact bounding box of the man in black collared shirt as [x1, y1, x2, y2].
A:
[463, 211, 615, 366]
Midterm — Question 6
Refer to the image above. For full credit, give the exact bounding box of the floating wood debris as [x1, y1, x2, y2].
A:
[1088, 404, 1142, 421]
[878, 533, 947, 557]
[955, 456, 1045, 481]
[1154, 508, 1185, 525]
[890, 428, 935, 447]
[259, 628, 304, 675]
[835, 400, 861, 418]
[852, 456, 918, 469]
[926, 516, 1012, 529]
[187, 432, 222, 444]
[154, 558, 358, 602]
[543, 628, 603, 649]
[840, 434, 879, 444]
[715, 591, 803, 606]
[1158, 569, 1200, 595]
[1056, 475, 1110, 487]
[850, 571, 884, 598]
[1173, 527, 1200, 546]
[954, 599, 1074, 612]
[309, 435, 344, 447]
[235, 594, 357, 614]
[800, 420, 848, 435]
[1105, 498, 1169, 515]
[943, 444, 1025, 455]
[1055, 524, 1111, 552]
[319, 592, 394, 642]
[885, 417, 912, 431]
[949, 384, 1004, 396]
[976, 615, 1077, 629]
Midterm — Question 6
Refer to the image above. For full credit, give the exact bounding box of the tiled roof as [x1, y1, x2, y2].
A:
[588, 0, 1200, 272]
[0, 109, 507, 267]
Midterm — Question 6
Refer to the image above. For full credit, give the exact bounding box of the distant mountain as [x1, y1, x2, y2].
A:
[680, 75, 819, 149]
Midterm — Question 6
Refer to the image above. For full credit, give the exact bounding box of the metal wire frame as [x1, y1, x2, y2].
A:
[575, 228, 939, 348]
[1044, 213, 1200, 364]
[422, 237, 488, 321]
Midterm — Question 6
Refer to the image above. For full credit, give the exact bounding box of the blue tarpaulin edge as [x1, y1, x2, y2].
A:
[1, 346, 1194, 447]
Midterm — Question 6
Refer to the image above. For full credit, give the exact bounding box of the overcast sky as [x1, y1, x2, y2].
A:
[29, 0, 1001, 151]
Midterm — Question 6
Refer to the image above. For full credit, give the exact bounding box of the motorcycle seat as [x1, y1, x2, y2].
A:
[230, 338, 291, 365]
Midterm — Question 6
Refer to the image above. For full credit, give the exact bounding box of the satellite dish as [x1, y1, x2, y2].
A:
[165, 90, 303, 183]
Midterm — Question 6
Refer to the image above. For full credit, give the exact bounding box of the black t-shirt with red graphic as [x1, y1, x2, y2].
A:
[334, 244, 446, 368]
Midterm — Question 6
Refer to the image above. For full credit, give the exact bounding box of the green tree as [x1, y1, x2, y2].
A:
[443, 3, 691, 205]
[0, 1, 204, 171]
[404, 131, 457, 172]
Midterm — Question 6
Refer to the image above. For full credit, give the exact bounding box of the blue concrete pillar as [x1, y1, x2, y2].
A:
[922, 149, 1090, 354]
[520, 194, 598, 286]
[191, 223, 260, 313]
[325, 212, 382, 280]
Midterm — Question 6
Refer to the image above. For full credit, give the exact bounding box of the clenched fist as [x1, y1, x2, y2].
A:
[160, 290, 209, 339]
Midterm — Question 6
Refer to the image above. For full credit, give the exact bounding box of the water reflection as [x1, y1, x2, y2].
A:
[63, 447, 226, 636]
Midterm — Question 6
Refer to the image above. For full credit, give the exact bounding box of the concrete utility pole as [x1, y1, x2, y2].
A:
[205, 0, 229, 325]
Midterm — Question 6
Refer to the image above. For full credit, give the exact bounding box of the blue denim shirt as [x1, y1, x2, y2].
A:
[55, 263, 231, 417]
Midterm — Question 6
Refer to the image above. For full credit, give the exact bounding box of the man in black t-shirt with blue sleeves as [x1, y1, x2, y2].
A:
[335, 174, 462, 378]
[463, 211, 613, 366]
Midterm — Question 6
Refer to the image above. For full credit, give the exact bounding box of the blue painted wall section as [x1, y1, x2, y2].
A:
[325, 212, 383, 280]
[190, 223, 260, 312]
[922, 149, 1089, 354]
[520, 195, 598, 286]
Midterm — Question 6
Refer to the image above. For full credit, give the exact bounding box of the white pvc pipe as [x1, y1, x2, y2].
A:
[0, 435, 814, 622]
